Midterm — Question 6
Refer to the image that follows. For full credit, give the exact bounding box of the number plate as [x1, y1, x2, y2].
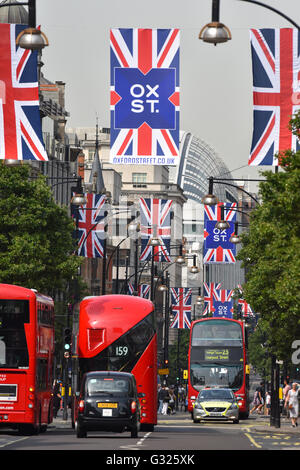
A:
[209, 412, 222, 416]
[97, 403, 118, 409]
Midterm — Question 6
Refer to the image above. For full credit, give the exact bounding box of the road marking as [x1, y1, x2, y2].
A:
[0, 436, 30, 448]
[137, 431, 152, 446]
[244, 432, 262, 449]
[119, 431, 152, 450]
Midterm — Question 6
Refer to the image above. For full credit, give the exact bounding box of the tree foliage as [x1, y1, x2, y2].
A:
[0, 163, 81, 294]
[238, 112, 300, 360]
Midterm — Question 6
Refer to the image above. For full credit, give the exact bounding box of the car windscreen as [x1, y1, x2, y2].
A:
[198, 389, 234, 401]
[86, 377, 131, 397]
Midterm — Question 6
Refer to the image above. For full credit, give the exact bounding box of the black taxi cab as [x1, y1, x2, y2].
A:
[75, 371, 141, 438]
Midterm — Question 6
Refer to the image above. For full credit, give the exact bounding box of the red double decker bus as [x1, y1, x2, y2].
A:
[72, 294, 157, 430]
[0, 284, 55, 434]
[188, 318, 249, 418]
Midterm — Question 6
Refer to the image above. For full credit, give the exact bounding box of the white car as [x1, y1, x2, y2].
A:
[192, 388, 239, 424]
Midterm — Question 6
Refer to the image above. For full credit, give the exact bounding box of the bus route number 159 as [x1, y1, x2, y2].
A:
[115, 346, 129, 357]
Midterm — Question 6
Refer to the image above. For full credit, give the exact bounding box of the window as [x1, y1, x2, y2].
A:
[132, 173, 147, 187]
[79, 312, 155, 374]
[0, 300, 29, 368]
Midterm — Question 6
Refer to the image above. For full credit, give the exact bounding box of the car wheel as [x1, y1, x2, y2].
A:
[233, 418, 239, 424]
[75, 420, 87, 438]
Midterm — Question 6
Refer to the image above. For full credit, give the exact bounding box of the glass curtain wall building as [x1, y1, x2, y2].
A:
[169, 131, 245, 292]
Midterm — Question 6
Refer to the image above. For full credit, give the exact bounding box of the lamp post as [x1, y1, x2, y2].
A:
[202, 177, 261, 206]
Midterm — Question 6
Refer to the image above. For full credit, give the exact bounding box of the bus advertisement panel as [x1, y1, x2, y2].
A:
[72, 295, 157, 430]
[188, 318, 249, 418]
[0, 284, 54, 434]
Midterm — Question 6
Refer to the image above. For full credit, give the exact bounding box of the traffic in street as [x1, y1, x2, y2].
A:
[1, 410, 300, 453]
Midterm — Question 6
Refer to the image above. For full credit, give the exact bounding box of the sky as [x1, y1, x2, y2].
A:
[36, 0, 299, 191]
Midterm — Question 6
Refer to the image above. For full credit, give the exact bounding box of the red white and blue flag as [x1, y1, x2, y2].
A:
[128, 282, 151, 299]
[202, 282, 222, 316]
[138, 283, 151, 299]
[203, 203, 237, 264]
[72, 193, 107, 258]
[0, 24, 47, 161]
[128, 282, 135, 295]
[202, 283, 234, 318]
[249, 28, 300, 166]
[237, 285, 255, 318]
[110, 28, 180, 165]
[170, 287, 192, 329]
[238, 298, 254, 318]
[139, 198, 173, 262]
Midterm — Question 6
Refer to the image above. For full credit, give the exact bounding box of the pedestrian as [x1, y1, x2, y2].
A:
[161, 386, 170, 415]
[250, 385, 263, 415]
[157, 384, 163, 414]
[285, 383, 299, 428]
[282, 378, 291, 417]
[168, 388, 176, 414]
[265, 391, 271, 416]
[256, 382, 265, 414]
[52, 380, 61, 418]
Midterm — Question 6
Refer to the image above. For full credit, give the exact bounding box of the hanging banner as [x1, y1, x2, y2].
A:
[248, 28, 300, 166]
[71, 193, 107, 258]
[170, 287, 192, 329]
[203, 283, 234, 319]
[128, 283, 151, 299]
[203, 203, 237, 264]
[0, 24, 48, 161]
[237, 285, 255, 318]
[110, 28, 180, 165]
[139, 197, 173, 262]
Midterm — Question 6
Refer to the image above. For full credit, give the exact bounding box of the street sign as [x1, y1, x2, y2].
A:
[158, 368, 169, 376]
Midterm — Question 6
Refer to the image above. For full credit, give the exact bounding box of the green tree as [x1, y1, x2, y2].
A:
[237, 112, 300, 361]
[0, 163, 81, 294]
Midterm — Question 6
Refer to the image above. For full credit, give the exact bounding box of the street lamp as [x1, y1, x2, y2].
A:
[189, 255, 200, 274]
[201, 177, 219, 206]
[215, 204, 230, 230]
[199, 0, 300, 46]
[0, 1, 49, 50]
[229, 221, 244, 244]
[199, 0, 231, 46]
[202, 176, 261, 206]
[52, 176, 86, 206]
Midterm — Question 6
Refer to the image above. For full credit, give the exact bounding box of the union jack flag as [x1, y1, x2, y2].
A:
[249, 28, 300, 166]
[72, 193, 107, 258]
[238, 298, 254, 318]
[110, 28, 180, 165]
[202, 283, 234, 318]
[128, 282, 134, 295]
[170, 287, 192, 329]
[138, 283, 151, 299]
[203, 203, 237, 264]
[128, 282, 151, 299]
[213, 289, 234, 319]
[0, 24, 47, 161]
[236, 285, 254, 318]
[139, 198, 173, 262]
[202, 282, 222, 315]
